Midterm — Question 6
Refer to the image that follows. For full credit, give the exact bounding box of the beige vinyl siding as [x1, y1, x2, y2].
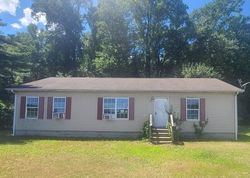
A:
[14, 91, 236, 134]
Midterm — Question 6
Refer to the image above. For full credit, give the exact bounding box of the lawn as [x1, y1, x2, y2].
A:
[0, 128, 250, 178]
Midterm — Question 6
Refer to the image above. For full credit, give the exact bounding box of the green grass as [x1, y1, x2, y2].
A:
[0, 127, 250, 178]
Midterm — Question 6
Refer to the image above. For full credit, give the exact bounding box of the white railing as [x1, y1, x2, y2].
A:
[170, 114, 175, 127]
[149, 114, 153, 127]
[148, 114, 153, 140]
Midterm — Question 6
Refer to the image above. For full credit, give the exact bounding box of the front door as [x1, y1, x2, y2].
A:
[154, 99, 169, 128]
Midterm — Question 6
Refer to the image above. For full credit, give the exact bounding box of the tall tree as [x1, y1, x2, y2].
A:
[88, 0, 132, 77]
[32, 0, 85, 75]
[191, 0, 250, 81]
[131, 0, 193, 77]
[0, 20, 29, 129]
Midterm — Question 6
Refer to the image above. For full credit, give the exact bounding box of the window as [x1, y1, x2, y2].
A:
[103, 98, 129, 119]
[53, 97, 66, 114]
[186, 98, 200, 121]
[26, 96, 39, 119]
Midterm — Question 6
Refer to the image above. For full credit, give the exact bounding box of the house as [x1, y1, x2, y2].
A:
[7, 77, 243, 140]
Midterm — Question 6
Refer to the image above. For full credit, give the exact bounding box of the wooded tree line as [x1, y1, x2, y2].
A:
[1, 0, 250, 128]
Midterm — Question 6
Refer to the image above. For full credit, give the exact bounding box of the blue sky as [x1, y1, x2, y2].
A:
[0, 0, 250, 35]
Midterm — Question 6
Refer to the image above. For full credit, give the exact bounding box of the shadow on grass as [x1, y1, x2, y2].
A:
[0, 131, 33, 145]
[182, 137, 250, 143]
[238, 125, 250, 142]
[1, 125, 249, 145]
[0, 130, 141, 145]
[181, 134, 250, 143]
[238, 134, 250, 142]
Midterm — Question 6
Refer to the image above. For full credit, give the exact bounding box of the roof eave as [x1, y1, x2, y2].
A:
[6, 88, 243, 93]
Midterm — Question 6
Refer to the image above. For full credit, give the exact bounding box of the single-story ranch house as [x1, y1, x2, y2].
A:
[7, 77, 243, 140]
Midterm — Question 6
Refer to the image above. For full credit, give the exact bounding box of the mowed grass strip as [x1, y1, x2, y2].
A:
[0, 127, 250, 178]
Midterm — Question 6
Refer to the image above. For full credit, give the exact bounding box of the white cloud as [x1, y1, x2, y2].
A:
[36, 12, 47, 25]
[11, 23, 22, 29]
[10, 7, 47, 30]
[19, 8, 36, 26]
[19, 8, 47, 26]
[0, 0, 19, 15]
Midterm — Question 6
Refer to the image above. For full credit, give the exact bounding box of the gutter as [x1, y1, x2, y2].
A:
[234, 90, 243, 140]
[11, 90, 17, 136]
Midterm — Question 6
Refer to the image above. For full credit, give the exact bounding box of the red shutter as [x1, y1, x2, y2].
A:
[200, 98, 206, 122]
[65, 97, 72, 120]
[38, 97, 45, 119]
[97, 97, 103, 120]
[20, 96, 26, 119]
[180, 98, 186, 121]
[47, 97, 53, 119]
[129, 97, 135, 120]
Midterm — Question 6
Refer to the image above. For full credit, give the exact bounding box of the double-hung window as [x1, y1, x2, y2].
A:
[53, 97, 66, 114]
[26, 96, 39, 119]
[103, 98, 129, 120]
[186, 98, 200, 121]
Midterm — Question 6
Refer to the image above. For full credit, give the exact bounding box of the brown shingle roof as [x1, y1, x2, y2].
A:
[8, 77, 242, 93]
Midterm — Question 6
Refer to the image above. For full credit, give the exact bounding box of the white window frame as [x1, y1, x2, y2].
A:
[53, 97, 66, 117]
[186, 98, 200, 121]
[25, 96, 39, 119]
[103, 97, 129, 120]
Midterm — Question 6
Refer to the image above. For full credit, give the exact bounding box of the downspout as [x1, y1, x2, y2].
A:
[11, 90, 17, 136]
[234, 91, 239, 140]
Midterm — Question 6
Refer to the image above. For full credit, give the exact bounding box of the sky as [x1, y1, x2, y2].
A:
[0, 0, 250, 35]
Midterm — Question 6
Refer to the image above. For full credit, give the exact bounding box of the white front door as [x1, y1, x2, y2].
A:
[154, 99, 169, 128]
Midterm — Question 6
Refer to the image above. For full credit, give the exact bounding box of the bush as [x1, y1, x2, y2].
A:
[169, 114, 183, 143]
[142, 120, 150, 139]
[193, 119, 208, 138]
[0, 101, 13, 130]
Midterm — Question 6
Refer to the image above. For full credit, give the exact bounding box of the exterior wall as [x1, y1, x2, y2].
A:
[14, 91, 236, 139]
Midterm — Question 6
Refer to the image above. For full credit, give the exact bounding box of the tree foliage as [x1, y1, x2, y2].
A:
[131, 0, 194, 77]
[180, 63, 222, 79]
[93, 0, 132, 77]
[32, 0, 85, 75]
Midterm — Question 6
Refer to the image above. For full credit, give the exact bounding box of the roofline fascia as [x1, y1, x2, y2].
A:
[6, 88, 243, 93]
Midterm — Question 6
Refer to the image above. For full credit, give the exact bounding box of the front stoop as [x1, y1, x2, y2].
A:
[151, 128, 172, 144]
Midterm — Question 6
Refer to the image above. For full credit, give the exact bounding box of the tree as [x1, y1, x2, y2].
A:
[85, 0, 132, 77]
[0, 20, 29, 129]
[191, 0, 250, 81]
[180, 63, 222, 79]
[131, 0, 194, 77]
[32, 0, 85, 75]
[26, 24, 50, 80]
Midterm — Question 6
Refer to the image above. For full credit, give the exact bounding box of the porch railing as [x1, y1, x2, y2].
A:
[168, 113, 177, 143]
[149, 114, 153, 140]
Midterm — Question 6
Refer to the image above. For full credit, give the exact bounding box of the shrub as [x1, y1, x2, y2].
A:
[170, 114, 183, 143]
[142, 120, 150, 139]
[193, 119, 208, 138]
[0, 101, 12, 130]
